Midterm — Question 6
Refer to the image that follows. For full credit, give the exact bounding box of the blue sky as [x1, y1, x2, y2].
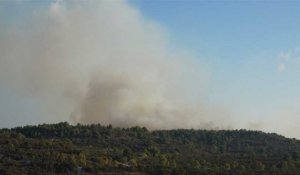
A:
[1, 0, 300, 138]
[130, 1, 300, 134]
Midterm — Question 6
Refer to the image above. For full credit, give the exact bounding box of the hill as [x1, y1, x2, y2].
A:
[0, 122, 300, 175]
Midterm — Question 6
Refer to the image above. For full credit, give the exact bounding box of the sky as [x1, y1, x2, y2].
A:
[130, 1, 300, 137]
[1, 0, 300, 138]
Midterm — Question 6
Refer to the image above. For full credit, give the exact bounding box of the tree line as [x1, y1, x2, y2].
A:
[0, 122, 300, 174]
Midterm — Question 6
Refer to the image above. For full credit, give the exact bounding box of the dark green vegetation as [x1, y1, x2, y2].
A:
[1, 122, 300, 175]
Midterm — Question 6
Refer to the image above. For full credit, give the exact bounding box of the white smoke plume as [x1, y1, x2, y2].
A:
[0, 1, 231, 129]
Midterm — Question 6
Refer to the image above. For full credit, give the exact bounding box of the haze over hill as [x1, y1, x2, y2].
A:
[0, 1, 229, 130]
[1, 1, 300, 138]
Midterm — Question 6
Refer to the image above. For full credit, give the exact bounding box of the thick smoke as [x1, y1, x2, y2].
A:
[0, 1, 231, 129]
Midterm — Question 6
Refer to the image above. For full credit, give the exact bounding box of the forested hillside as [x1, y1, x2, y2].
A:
[1, 122, 300, 175]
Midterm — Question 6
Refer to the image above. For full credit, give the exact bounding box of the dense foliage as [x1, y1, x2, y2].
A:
[1, 122, 300, 174]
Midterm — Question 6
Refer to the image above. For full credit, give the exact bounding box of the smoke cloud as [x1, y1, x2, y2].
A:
[0, 1, 231, 129]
